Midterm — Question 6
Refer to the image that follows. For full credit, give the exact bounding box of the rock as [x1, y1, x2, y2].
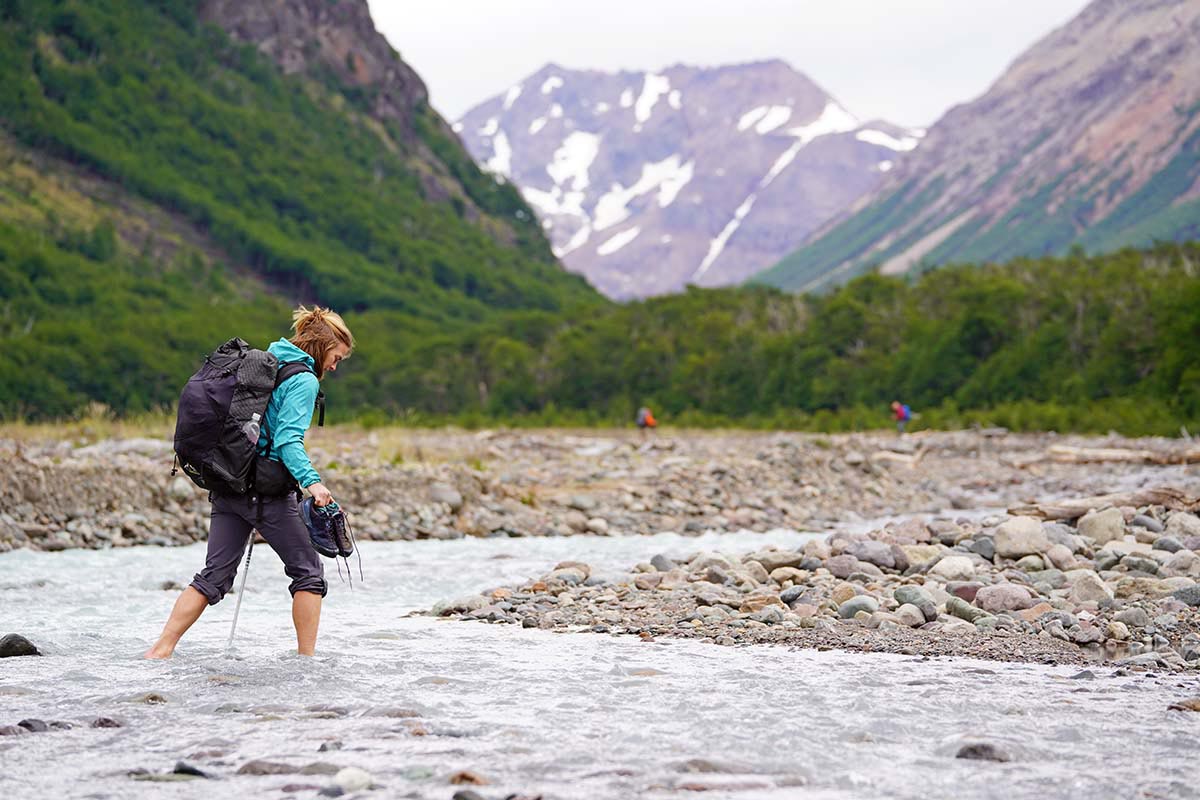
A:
[994, 516, 1050, 558]
[750, 605, 785, 624]
[1016, 601, 1055, 622]
[1014, 554, 1045, 572]
[1043, 543, 1077, 570]
[1153, 536, 1183, 553]
[429, 483, 464, 511]
[449, 769, 488, 785]
[946, 596, 989, 622]
[16, 719, 48, 733]
[969, 537, 996, 562]
[929, 556, 976, 581]
[452, 792, 487, 800]
[1167, 698, 1200, 712]
[1107, 621, 1131, 640]
[1078, 507, 1127, 545]
[1130, 514, 1164, 533]
[1069, 572, 1114, 603]
[750, 549, 805, 572]
[91, 717, 122, 728]
[167, 477, 195, 502]
[844, 540, 895, 570]
[946, 581, 984, 603]
[838, 596, 879, 619]
[1114, 607, 1151, 627]
[334, 767, 372, 792]
[974, 583, 1035, 612]
[825, 554, 861, 579]
[432, 595, 489, 616]
[237, 760, 299, 775]
[895, 604, 926, 627]
[894, 585, 937, 621]
[650, 554, 676, 572]
[1162, 549, 1200, 578]
[173, 762, 212, 778]
[1165, 512, 1200, 540]
[900, 544, 943, 565]
[585, 517, 609, 534]
[0, 725, 27, 736]
[0, 633, 40, 657]
[1171, 585, 1200, 607]
[1120, 555, 1159, 575]
[955, 743, 1011, 762]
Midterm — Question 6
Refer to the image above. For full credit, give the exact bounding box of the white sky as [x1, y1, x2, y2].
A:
[368, 0, 1092, 129]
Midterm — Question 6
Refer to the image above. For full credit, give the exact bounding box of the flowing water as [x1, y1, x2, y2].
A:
[1, 528, 1198, 799]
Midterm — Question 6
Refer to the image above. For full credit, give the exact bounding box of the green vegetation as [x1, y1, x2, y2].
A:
[326, 243, 1200, 437]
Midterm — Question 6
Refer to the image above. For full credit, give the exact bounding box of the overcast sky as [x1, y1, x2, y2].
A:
[368, 0, 1092, 129]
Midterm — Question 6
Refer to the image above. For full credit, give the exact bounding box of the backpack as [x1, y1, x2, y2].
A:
[901, 404, 911, 421]
[172, 337, 324, 495]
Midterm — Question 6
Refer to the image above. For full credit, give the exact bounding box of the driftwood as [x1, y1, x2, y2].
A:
[1008, 487, 1200, 520]
[1043, 444, 1200, 465]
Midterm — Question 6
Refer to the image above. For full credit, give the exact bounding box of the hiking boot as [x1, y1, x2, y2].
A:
[301, 498, 353, 558]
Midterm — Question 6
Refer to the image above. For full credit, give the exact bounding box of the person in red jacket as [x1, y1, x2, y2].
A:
[891, 400, 912, 434]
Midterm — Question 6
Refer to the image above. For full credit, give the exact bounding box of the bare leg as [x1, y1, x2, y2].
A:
[144, 586, 208, 659]
[292, 591, 322, 656]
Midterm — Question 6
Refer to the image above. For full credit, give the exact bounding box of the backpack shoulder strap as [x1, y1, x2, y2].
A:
[275, 361, 325, 427]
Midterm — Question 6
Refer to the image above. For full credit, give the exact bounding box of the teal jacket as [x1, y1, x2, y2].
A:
[259, 338, 321, 488]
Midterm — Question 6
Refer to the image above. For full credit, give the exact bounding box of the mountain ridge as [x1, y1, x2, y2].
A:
[457, 59, 920, 298]
[757, 0, 1200, 292]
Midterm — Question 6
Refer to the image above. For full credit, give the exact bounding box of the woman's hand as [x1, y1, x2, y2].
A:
[308, 482, 334, 507]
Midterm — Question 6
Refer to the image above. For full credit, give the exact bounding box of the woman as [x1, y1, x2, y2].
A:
[145, 305, 354, 658]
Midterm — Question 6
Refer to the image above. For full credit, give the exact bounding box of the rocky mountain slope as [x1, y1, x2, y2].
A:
[0, 0, 596, 417]
[759, 0, 1200, 292]
[457, 60, 920, 298]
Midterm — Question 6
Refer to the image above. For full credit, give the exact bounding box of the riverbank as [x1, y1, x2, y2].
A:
[2, 427, 1198, 551]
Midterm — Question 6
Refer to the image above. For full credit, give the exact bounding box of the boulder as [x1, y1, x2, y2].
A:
[1077, 508, 1126, 546]
[838, 595, 879, 619]
[1069, 572, 1114, 603]
[929, 556, 976, 581]
[844, 540, 895, 570]
[974, 583, 1035, 612]
[994, 516, 1050, 558]
[0, 634, 40, 658]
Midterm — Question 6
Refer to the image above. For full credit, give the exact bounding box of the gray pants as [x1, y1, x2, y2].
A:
[190, 493, 326, 605]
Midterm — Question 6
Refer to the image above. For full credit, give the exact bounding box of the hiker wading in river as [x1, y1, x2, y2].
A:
[144, 306, 354, 658]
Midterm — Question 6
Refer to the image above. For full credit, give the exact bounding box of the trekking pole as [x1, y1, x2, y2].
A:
[225, 534, 255, 653]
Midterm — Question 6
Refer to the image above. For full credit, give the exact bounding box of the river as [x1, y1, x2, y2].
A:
[1, 528, 1197, 799]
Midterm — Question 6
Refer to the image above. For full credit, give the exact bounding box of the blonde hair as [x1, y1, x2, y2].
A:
[289, 305, 354, 379]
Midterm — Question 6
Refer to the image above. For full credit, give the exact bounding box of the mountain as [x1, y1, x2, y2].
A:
[456, 60, 921, 299]
[758, 0, 1200, 292]
[0, 0, 597, 417]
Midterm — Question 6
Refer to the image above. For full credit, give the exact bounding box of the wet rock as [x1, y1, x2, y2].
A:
[91, 717, 122, 728]
[1167, 698, 1200, 712]
[955, 742, 1011, 762]
[452, 791, 487, 800]
[449, 769, 488, 785]
[334, 767, 372, 791]
[994, 516, 1050, 558]
[16, 719, 48, 733]
[237, 760, 298, 775]
[0, 725, 27, 736]
[974, 584, 1035, 612]
[0, 633, 40, 657]
[1078, 508, 1127, 546]
[173, 762, 212, 778]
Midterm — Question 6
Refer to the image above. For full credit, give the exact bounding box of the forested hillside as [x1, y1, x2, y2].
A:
[335, 243, 1200, 435]
[0, 0, 600, 416]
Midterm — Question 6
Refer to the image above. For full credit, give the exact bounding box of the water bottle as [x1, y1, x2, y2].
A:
[242, 412, 261, 445]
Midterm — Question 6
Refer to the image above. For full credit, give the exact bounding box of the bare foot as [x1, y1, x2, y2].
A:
[142, 642, 175, 659]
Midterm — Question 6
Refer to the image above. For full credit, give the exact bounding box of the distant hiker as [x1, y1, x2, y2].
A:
[891, 400, 912, 434]
[145, 306, 354, 659]
[636, 406, 657, 440]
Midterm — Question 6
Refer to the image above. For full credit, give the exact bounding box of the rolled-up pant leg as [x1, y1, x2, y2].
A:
[255, 495, 327, 598]
[190, 495, 252, 605]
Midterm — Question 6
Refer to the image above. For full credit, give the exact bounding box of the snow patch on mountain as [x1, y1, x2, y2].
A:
[541, 75, 563, 94]
[597, 226, 641, 256]
[486, 130, 512, 176]
[856, 129, 920, 151]
[634, 74, 671, 127]
[503, 84, 522, 110]
[594, 154, 694, 231]
[787, 102, 859, 143]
